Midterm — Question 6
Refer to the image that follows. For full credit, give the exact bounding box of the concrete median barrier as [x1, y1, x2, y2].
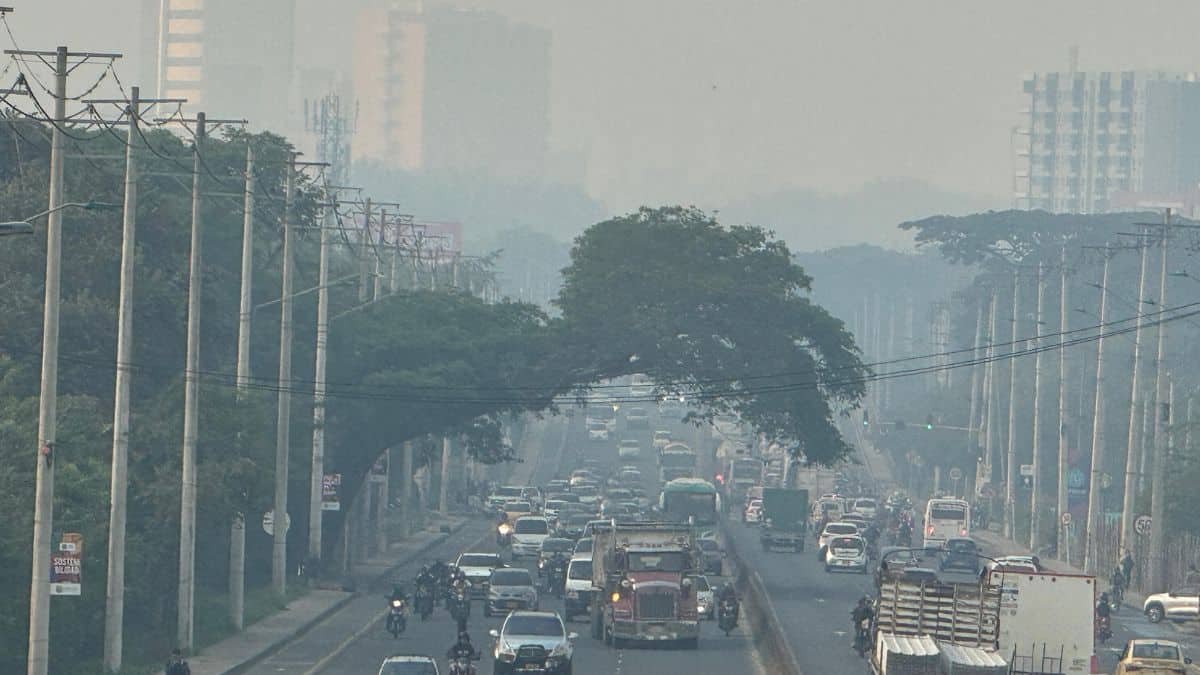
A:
[722, 522, 803, 675]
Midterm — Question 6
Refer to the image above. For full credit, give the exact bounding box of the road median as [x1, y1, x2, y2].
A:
[722, 521, 803, 675]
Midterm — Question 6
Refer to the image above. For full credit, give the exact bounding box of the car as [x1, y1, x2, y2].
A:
[538, 538, 576, 576]
[557, 513, 594, 540]
[486, 568, 539, 617]
[376, 654, 440, 675]
[488, 485, 524, 509]
[548, 492, 582, 505]
[455, 552, 505, 596]
[853, 498, 878, 520]
[938, 537, 980, 574]
[840, 513, 869, 529]
[490, 610, 577, 675]
[1115, 639, 1192, 674]
[568, 470, 597, 487]
[573, 538, 593, 555]
[652, 430, 672, 449]
[986, 555, 1042, 572]
[876, 546, 921, 587]
[743, 499, 763, 524]
[521, 486, 544, 508]
[511, 516, 552, 558]
[546, 479, 569, 493]
[587, 421, 609, 441]
[617, 439, 642, 459]
[697, 537, 723, 575]
[501, 500, 536, 524]
[618, 469, 642, 485]
[563, 555, 595, 620]
[626, 406, 650, 429]
[817, 522, 860, 556]
[824, 535, 869, 573]
[543, 500, 569, 522]
[1144, 586, 1200, 623]
[694, 574, 715, 619]
[572, 484, 600, 506]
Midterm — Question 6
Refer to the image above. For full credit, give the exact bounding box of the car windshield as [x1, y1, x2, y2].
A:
[491, 570, 533, 586]
[514, 519, 549, 534]
[855, 499, 876, 508]
[931, 504, 967, 520]
[378, 661, 439, 675]
[946, 539, 976, 553]
[542, 539, 573, 553]
[458, 554, 501, 568]
[826, 524, 857, 535]
[1131, 643, 1181, 660]
[693, 576, 710, 591]
[608, 490, 633, 499]
[628, 551, 687, 571]
[568, 560, 593, 580]
[504, 615, 564, 637]
[545, 501, 566, 511]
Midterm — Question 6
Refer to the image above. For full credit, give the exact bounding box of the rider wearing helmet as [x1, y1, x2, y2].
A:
[446, 631, 478, 661]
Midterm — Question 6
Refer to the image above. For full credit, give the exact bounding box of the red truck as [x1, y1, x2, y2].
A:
[588, 520, 701, 649]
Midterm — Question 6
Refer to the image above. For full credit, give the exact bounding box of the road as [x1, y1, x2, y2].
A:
[292, 406, 763, 675]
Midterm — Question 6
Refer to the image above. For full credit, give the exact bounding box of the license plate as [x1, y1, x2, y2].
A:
[518, 664, 544, 671]
[839, 560, 851, 565]
[505, 601, 521, 608]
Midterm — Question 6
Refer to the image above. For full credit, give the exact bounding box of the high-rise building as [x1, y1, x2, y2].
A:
[1015, 70, 1200, 214]
[352, 3, 551, 181]
[141, 0, 295, 132]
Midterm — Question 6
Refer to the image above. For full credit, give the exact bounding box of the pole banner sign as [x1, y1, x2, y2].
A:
[322, 473, 342, 511]
[50, 532, 82, 596]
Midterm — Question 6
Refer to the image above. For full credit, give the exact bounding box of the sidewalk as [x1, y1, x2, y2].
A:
[189, 517, 466, 675]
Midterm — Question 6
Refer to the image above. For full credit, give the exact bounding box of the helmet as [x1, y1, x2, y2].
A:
[458, 630, 471, 642]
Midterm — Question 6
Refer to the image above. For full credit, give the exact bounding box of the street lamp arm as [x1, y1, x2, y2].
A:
[20, 200, 121, 222]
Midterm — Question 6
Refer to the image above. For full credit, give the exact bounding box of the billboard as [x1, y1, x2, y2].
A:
[322, 473, 342, 511]
[50, 532, 82, 596]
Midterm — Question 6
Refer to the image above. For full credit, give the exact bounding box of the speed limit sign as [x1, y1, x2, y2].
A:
[1135, 514, 1152, 536]
[1061, 512, 1071, 526]
[949, 467, 963, 481]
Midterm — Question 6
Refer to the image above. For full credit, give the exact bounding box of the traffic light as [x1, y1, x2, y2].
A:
[925, 414, 935, 431]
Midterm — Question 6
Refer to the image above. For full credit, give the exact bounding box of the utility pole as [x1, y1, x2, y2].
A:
[359, 198, 371, 303]
[1004, 268, 1021, 539]
[966, 299, 986, 466]
[439, 436, 452, 513]
[1148, 214, 1172, 592]
[1120, 229, 1150, 553]
[308, 200, 332, 565]
[1056, 245, 1071, 561]
[983, 293, 999, 508]
[1083, 248, 1112, 574]
[1029, 262, 1046, 551]
[10, 44, 120, 675]
[272, 155, 297, 596]
[399, 441, 413, 538]
[230, 144, 254, 633]
[178, 111, 207, 651]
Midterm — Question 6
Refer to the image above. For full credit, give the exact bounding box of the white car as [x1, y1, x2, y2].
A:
[510, 516, 551, 558]
[617, 439, 642, 459]
[817, 522, 860, 556]
[743, 499, 763, 524]
[376, 654, 440, 675]
[1144, 585, 1200, 623]
[652, 430, 672, 449]
[824, 534, 868, 574]
[853, 498, 878, 520]
[491, 611, 577, 673]
[588, 422, 609, 441]
[563, 555, 595, 620]
[455, 552, 505, 596]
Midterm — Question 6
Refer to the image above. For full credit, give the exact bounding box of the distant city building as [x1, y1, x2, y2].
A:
[352, 3, 551, 181]
[1015, 71, 1200, 215]
[140, 0, 294, 131]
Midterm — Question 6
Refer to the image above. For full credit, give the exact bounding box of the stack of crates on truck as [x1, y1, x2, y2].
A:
[874, 572, 1002, 648]
[937, 642, 1008, 675]
[873, 634, 940, 675]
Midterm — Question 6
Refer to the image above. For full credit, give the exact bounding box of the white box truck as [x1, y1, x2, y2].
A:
[991, 570, 1098, 675]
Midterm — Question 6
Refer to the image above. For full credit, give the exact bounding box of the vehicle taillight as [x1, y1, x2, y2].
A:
[926, 525, 934, 536]
[960, 528, 968, 536]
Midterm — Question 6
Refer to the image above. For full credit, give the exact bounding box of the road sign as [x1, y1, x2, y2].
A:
[1061, 512, 1072, 526]
[1019, 464, 1034, 477]
[262, 510, 291, 536]
[1135, 514, 1152, 536]
[949, 467, 963, 481]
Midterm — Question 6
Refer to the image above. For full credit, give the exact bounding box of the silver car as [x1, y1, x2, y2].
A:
[486, 567, 539, 616]
[1144, 585, 1200, 623]
[490, 610, 577, 675]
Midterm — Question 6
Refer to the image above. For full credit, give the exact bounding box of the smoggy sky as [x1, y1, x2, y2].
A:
[9, 1, 1200, 215]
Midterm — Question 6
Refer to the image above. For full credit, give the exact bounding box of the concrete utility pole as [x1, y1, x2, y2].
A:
[439, 436, 452, 513]
[229, 144, 254, 632]
[272, 155, 297, 596]
[309, 202, 332, 565]
[966, 299, 985, 467]
[1056, 246, 1071, 561]
[1120, 231, 1150, 552]
[399, 441, 414, 538]
[1148, 215, 1172, 592]
[1004, 269, 1021, 539]
[359, 198, 372, 303]
[375, 448, 390, 553]
[983, 293, 999, 503]
[1083, 250, 1112, 574]
[1029, 262, 1046, 551]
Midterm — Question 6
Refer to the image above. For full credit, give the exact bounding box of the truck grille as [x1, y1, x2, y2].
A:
[637, 591, 676, 620]
[515, 644, 548, 662]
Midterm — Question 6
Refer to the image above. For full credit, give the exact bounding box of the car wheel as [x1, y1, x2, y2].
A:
[1147, 604, 1165, 623]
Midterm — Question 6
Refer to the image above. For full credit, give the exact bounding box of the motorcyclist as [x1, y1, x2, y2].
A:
[546, 551, 569, 591]
[415, 564, 435, 590]
[390, 584, 409, 604]
[717, 583, 739, 620]
[446, 631, 479, 662]
[1096, 592, 1111, 620]
[897, 520, 913, 547]
[851, 596, 874, 649]
[165, 648, 191, 675]
[1109, 566, 1126, 602]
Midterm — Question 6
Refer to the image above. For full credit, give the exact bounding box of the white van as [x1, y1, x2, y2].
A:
[563, 555, 595, 619]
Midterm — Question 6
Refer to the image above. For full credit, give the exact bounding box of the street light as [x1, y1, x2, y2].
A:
[0, 200, 121, 237]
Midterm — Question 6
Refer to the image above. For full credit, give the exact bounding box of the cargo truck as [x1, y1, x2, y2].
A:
[589, 520, 701, 649]
[658, 443, 697, 483]
[990, 569, 1097, 675]
[758, 488, 807, 552]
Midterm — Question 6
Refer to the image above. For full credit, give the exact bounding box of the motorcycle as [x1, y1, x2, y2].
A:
[1096, 614, 1112, 644]
[854, 618, 871, 658]
[450, 589, 471, 631]
[1109, 585, 1124, 613]
[415, 584, 434, 621]
[448, 655, 477, 675]
[718, 599, 739, 636]
[497, 521, 513, 547]
[546, 561, 566, 597]
[386, 598, 407, 638]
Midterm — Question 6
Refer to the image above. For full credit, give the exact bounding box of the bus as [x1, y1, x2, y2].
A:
[923, 497, 970, 548]
[659, 478, 720, 527]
